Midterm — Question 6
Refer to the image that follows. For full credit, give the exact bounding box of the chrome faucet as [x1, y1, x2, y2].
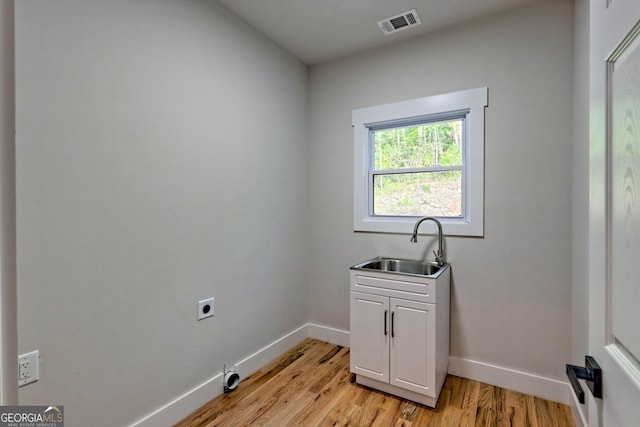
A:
[410, 216, 445, 266]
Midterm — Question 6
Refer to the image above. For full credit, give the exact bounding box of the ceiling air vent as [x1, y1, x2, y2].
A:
[377, 9, 422, 35]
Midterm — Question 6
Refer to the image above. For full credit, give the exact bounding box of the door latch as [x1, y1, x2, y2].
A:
[566, 356, 602, 404]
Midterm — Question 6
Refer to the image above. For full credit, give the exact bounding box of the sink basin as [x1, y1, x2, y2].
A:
[351, 257, 447, 278]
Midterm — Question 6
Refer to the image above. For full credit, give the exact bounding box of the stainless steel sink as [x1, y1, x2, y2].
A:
[351, 257, 447, 278]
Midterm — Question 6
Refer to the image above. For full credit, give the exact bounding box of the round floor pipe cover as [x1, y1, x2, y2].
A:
[223, 365, 240, 393]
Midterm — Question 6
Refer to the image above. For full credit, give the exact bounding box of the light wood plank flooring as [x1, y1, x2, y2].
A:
[175, 339, 576, 427]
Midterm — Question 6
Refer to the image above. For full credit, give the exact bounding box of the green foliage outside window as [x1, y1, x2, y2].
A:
[373, 120, 462, 169]
[372, 120, 463, 217]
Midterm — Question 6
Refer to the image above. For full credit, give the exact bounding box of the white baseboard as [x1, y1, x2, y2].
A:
[234, 324, 310, 381]
[131, 324, 309, 427]
[307, 323, 350, 347]
[132, 324, 571, 426]
[448, 356, 571, 405]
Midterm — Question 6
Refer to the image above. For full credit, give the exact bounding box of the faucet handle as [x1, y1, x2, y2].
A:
[433, 250, 444, 265]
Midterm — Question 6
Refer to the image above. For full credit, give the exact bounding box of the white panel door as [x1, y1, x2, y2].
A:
[589, 0, 640, 424]
[350, 291, 389, 382]
[389, 298, 435, 397]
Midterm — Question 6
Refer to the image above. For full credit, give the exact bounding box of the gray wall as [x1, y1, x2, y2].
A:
[0, 0, 18, 405]
[15, 1, 309, 425]
[572, 0, 589, 371]
[571, 0, 589, 421]
[308, 0, 574, 381]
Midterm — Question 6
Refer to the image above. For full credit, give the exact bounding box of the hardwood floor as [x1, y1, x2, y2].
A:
[175, 339, 576, 427]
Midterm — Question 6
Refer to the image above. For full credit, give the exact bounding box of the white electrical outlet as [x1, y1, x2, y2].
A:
[197, 297, 215, 320]
[18, 350, 39, 387]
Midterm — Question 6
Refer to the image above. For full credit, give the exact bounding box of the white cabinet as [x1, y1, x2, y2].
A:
[349, 265, 450, 407]
[390, 298, 435, 395]
[350, 292, 390, 383]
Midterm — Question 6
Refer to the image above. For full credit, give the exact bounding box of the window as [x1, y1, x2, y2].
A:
[370, 117, 464, 217]
[353, 87, 488, 236]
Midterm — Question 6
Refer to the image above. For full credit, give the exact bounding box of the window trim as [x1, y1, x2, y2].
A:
[353, 87, 488, 237]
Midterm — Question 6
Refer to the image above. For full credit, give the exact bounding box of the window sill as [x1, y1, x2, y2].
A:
[354, 216, 483, 237]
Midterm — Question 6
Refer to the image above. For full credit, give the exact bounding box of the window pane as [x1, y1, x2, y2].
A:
[373, 171, 462, 217]
[373, 119, 463, 170]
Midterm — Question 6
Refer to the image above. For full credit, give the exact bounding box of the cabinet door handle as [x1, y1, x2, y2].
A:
[384, 310, 388, 336]
[391, 311, 395, 338]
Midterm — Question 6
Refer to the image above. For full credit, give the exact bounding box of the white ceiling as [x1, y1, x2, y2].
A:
[214, 0, 557, 65]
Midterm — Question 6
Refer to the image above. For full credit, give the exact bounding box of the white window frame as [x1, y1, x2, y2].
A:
[353, 87, 488, 237]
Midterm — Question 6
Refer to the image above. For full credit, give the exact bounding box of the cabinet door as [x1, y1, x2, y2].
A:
[350, 291, 389, 382]
[389, 298, 436, 396]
